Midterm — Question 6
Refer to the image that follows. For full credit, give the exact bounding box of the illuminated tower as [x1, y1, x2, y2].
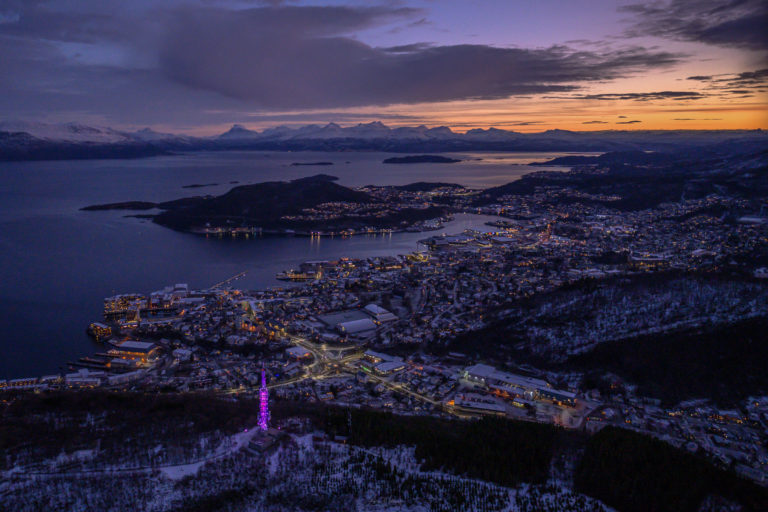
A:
[258, 367, 269, 431]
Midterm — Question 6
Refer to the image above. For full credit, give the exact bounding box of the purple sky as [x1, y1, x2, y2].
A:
[0, 0, 765, 132]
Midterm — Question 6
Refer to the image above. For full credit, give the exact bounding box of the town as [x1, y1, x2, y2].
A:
[4, 179, 767, 487]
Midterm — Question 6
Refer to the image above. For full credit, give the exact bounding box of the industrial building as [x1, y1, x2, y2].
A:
[336, 318, 377, 335]
[364, 303, 397, 323]
[286, 346, 312, 359]
[361, 350, 405, 375]
[108, 340, 159, 363]
[464, 364, 576, 407]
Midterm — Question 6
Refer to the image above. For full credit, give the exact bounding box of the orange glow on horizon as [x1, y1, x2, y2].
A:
[153, 91, 768, 136]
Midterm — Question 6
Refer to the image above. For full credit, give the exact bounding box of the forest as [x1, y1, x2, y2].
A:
[2, 391, 766, 511]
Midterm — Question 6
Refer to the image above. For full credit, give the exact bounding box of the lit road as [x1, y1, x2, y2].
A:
[288, 334, 472, 416]
[226, 334, 469, 418]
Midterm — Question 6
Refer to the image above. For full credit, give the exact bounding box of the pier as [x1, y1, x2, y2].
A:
[210, 271, 247, 290]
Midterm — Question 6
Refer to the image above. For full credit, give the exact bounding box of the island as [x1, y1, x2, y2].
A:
[383, 155, 461, 164]
[182, 182, 219, 189]
[80, 201, 157, 211]
[290, 161, 334, 166]
[81, 174, 456, 236]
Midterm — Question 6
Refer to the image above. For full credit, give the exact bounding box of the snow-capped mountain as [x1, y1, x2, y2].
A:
[217, 124, 261, 140]
[1, 119, 766, 161]
[128, 127, 195, 142]
[0, 120, 132, 143]
[217, 121, 460, 141]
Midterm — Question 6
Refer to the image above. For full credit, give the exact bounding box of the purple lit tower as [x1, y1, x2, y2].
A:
[258, 367, 270, 431]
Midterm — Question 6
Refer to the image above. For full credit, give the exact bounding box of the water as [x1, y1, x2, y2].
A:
[0, 150, 586, 379]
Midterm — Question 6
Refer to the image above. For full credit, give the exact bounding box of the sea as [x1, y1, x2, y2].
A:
[0, 150, 587, 379]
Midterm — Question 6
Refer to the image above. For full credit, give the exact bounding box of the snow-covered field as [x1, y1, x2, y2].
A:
[1, 432, 611, 512]
[508, 277, 768, 361]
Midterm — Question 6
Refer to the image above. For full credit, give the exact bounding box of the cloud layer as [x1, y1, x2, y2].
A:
[0, 2, 684, 114]
[156, 5, 682, 109]
[0, 1, 763, 129]
[622, 0, 768, 51]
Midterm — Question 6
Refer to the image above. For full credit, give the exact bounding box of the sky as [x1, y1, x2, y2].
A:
[0, 0, 766, 134]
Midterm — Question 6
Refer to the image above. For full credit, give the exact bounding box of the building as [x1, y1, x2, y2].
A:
[106, 369, 147, 386]
[373, 361, 406, 375]
[40, 375, 61, 385]
[6, 377, 39, 390]
[247, 428, 284, 454]
[286, 346, 312, 359]
[109, 358, 138, 371]
[108, 340, 159, 363]
[172, 348, 193, 361]
[362, 350, 404, 375]
[65, 369, 104, 388]
[464, 364, 577, 407]
[364, 303, 397, 323]
[361, 350, 406, 375]
[538, 388, 577, 407]
[87, 322, 112, 340]
[103, 294, 145, 316]
[336, 318, 377, 335]
[362, 350, 402, 364]
[318, 310, 365, 325]
[452, 393, 506, 416]
[629, 253, 670, 271]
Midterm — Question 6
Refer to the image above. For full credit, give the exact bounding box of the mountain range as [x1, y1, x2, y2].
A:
[1, 120, 766, 161]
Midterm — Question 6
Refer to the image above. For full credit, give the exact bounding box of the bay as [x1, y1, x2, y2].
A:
[0, 150, 587, 379]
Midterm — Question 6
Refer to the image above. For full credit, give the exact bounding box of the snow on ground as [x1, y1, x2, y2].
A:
[1, 429, 612, 511]
[159, 460, 207, 480]
[160, 426, 259, 481]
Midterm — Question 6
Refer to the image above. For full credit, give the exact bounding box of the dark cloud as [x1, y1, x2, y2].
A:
[382, 43, 434, 53]
[559, 91, 704, 101]
[685, 68, 768, 100]
[0, 1, 721, 126]
[157, 6, 683, 109]
[732, 68, 768, 81]
[715, 68, 768, 88]
[621, 0, 768, 51]
[502, 121, 545, 126]
[618, 115, 627, 118]
[687, 68, 768, 86]
[617, 120, 642, 124]
[582, 120, 609, 124]
[244, 112, 421, 123]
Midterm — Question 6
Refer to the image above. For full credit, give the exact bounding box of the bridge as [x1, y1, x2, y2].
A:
[209, 271, 247, 290]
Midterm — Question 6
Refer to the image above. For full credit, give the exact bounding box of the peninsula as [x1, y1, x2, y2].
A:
[383, 154, 461, 164]
[81, 174, 456, 235]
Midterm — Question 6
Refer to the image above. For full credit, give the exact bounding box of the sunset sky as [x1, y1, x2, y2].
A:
[1, 0, 766, 133]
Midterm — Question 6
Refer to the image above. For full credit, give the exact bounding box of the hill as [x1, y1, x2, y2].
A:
[152, 174, 372, 231]
[478, 146, 768, 210]
[2, 392, 765, 512]
[82, 174, 451, 233]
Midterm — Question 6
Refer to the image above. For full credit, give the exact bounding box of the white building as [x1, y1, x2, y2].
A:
[464, 364, 576, 406]
[336, 318, 377, 335]
[364, 303, 398, 323]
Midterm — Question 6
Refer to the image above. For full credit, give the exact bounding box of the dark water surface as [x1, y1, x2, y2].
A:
[0, 150, 585, 379]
